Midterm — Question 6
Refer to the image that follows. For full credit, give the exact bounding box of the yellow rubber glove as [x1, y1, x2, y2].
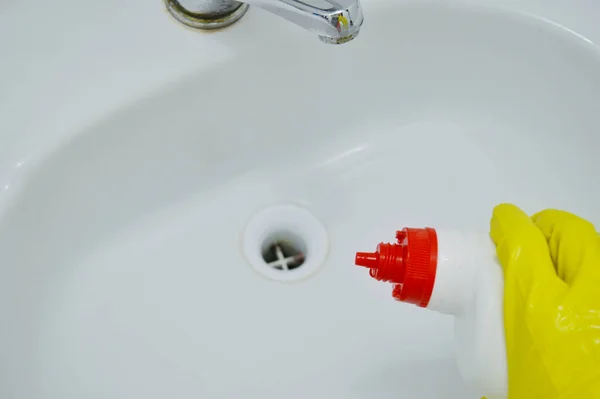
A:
[490, 204, 600, 398]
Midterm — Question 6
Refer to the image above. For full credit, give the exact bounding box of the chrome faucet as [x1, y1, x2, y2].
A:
[165, 0, 363, 44]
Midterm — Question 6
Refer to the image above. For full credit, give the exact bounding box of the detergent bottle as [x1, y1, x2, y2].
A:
[355, 227, 508, 399]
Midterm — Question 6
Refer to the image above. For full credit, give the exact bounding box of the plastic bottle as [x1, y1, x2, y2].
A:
[355, 227, 508, 399]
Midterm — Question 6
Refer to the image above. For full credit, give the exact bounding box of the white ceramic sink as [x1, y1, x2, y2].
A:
[1, 1, 600, 398]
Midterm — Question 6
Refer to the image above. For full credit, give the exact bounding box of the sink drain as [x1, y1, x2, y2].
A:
[262, 238, 305, 270]
[243, 204, 328, 282]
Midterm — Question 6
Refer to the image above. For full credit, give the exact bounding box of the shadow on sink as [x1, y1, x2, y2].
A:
[351, 356, 469, 397]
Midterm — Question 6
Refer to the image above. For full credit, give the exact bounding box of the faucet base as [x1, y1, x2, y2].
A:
[165, 0, 249, 30]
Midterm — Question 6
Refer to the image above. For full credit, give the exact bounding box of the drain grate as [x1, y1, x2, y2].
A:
[262, 240, 305, 270]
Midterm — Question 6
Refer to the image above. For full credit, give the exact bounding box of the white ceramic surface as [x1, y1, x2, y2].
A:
[1, 0, 600, 398]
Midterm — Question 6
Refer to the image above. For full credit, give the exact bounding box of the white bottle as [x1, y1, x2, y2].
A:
[355, 227, 507, 399]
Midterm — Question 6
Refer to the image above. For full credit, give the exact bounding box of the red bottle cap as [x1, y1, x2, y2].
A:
[355, 227, 438, 307]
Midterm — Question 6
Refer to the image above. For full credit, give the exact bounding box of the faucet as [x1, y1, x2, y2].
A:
[165, 0, 363, 44]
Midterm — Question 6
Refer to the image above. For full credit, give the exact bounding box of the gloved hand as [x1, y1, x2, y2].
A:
[490, 204, 600, 398]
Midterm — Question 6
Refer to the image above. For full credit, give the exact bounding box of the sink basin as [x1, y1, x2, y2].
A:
[1, 1, 600, 398]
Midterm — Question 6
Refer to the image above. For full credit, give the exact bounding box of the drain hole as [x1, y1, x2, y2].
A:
[243, 204, 328, 281]
[261, 233, 306, 271]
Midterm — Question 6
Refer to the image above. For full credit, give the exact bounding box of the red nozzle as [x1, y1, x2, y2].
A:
[355, 251, 379, 269]
[355, 243, 406, 283]
[354, 227, 439, 308]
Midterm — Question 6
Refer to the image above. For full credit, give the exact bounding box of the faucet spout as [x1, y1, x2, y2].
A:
[166, 0, 363, 44]
[246, 0, 363, 44]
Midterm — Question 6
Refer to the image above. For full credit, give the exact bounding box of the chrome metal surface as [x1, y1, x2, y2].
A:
[168, 0, 363, 43]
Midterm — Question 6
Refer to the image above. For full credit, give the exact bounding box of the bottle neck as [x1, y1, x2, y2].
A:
[355, 228, 494, 315]
[356, 227, 439, 307]
[425, 231, 489, 316]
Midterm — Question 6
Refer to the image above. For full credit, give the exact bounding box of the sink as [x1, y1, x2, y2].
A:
[1, 1, 600, 398]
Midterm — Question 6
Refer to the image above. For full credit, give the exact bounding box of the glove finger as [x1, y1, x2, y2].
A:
[490, 204, 567, 295]
[531, 210, 600, 396]
[531, 209, 600, 288]
[491, 204, 569, 383]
